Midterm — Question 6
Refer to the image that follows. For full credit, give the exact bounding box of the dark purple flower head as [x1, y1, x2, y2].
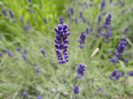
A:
[43, 17, 47, 24]
[74, 17, 78, 24]
[54, 23, 70, 64]
[20, 16, 24, 24]
[104, 14, 112, 29]
[16, 47, 20, 52]
[79, 31, 86, 49]
[59, 16, 64, 24]
[98, 15, 101, 25]
[0, 52, 3, 56]
[104, 27, 112, 40]
[101, 0, 105, 11]
[97, 87, 102, 91]
[116, 40, 127, 53]
[37, 95, 43, 99]
[9, 9, 15, 18]
[2, 8, 7, 16]
[86, 27, 89, 34]
[70, 7, 74, 15]
[77, 64, 86, 78]
[123, 26, 129, 34]
[82, 16, 86, 23]
[129, 71, 133, 76]
[5, 49, 13, 57]
[35, 67, 40, 73]
[80, 11, 83, 18]
[23, 25, 30, 33]
[73, 86, 79, 94]
[109, 69, 124, 80]
[125, 59, 130, 63]
[21, 54, 27, 61]
[40, 48, 46, 57]
[23, 91, 28, 97]
[23, 49, 27, 54]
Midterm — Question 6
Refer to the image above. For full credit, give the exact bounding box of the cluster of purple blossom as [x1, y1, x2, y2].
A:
[54, 23, 70, 64]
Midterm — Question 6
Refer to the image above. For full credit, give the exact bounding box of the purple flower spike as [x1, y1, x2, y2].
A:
[129, 71, 133, 76]
[77, 64, 86, 78]
[40, 48, 46, 57]
[80, 11, 83, 18]
[23, 49, 27, 54]
[20, 16, 24, 24]
[16, 47, 20, 52]
[125, 59, 130, 63]
[2, 8, 7, 16]
[74, 17, 78, 24]
[21, 54, 28, 61]
[35, 67, 40, 73]
[109, 69, 124, 80]
[43, 17, 47, 24]
[9, 9, 15, 18]
[54, 23, 70, 64]
[23, 91, 28, 97]
[98, 16, 101, 25]
[79, 31, 86, 49]
[37, 95, 43, 99]
[101, 0, 105, 12]
[123, 26, 129, 34]
[23, 25, 30, 33]
[97, 87, 103, 91]
[73, 86, 79, 94]
[104, 14, 112, 29]
[86, 27, 89, 34]
[70, 7, 74, 15]
[0, 52, 3, 56]
[59, 16, 64, 24]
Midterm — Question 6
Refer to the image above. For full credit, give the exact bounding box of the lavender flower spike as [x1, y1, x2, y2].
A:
[101, 0, 105, 12]
[54, 23, 70, 64]
[37, 95, 43, 99]
[104, 14, 112, 29]
[77, 64, 86, 79]
[129, 71, 133, 76]
[123, 26, 129, 34]
[70, 7, 74, 15]
[43, 17, 47, 24]
[40, 48, 46, 57]
[79, 31, 86, 48]
[23, 91, 28, 97]
[73, 86, 79, 94]
[2, 8, 7, 16]
[9, 9, 15, 18]
[59, 16, 64, 24]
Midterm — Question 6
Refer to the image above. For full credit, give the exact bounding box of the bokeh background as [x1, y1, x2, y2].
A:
[0, 0, 133, 99]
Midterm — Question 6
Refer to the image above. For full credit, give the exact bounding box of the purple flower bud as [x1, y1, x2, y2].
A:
[97, 87, 102, 91]
[40, 48, 46, 56]
[9, 9, 15, 18]
[123, 26, 129, 34]
[77, 64, 86, 78]
[73, 86, 79, 94]
[2, 8, 7, 16]
[125, 59, 130, 63]
[86, 27, 89, 34]
[35, 67, 40, 73]
[70, 7, 74, 15]
[21, 54, 28, 61]
[101, 0, 105, 12]
[0, 52, 3, 56]
[16, 47, 20, 51]
[129, 71, 133, 76]
[23, 91, 28, 97]
[74, 17, 78, 24]
[80, 11, 83, 18]
[23, 25, 30, 33]
[98, 15, 101, 25]
[37, 95, 43, 99]
[20, 16, 24, 24]
[79, 31, 86, 49]
[104, 14, 112, 29]
[59, 16, 64, 24]
[23, 49, 27, 54]
[43, 17, 47, 24]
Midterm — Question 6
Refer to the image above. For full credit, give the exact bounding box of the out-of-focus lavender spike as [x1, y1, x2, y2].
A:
[59, 16, 64, 24]
[70, 7, 74, 15]
[21, 54, 28, 61]
[16, 47, 20, 52]
[8, 9, 15, 18]
[13, 58, 17, 61]
[2, 8, 7, 16]
[80, 11, 83, 18]
[79, 31, 86, 49]
[37, 95, 43, 99]
[39, 5, 42, 9]
[74, 17, 78, 24]
[101, 0, 105, 12]
[109, 0, 112, 4]
[73, 86, 79, 94]
[43, 17, 47, 24]
[23, 91, 28, 97]
[0, 52, 3, 56]
[86, 27, 89, 34]
[123, 26, 129, 34]
[13, 19, 16, 22]
[28, 8, 35, 13]
[67, 12, 71, 18]
[23, 49, 27, 54]
[20, 16, 24, 24]
[82, 16, 86, 23]
[35, 67, 40, 74]
[41, 48, 46, 57]
[125, 59, 130, 63]
[90, 26, 93, 32]
[97, 87, 103, 91]
[104, 14, 112, 29]
[23, 25, 30, 33]
[98, 15, 101, 25]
